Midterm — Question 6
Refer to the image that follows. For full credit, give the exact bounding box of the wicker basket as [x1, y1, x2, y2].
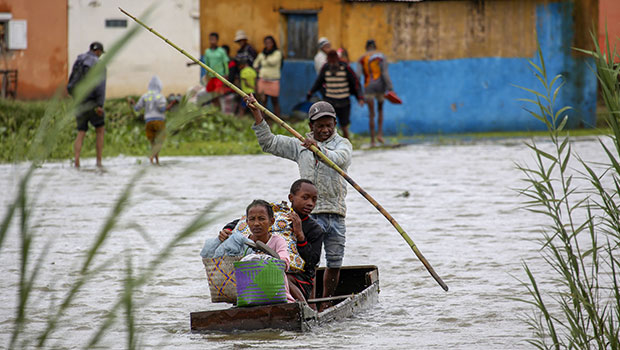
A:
[202, 256, 242, 303]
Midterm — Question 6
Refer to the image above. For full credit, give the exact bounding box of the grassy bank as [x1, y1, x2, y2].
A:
[0, 97, 611, 163]
[0, 97, 311, 163]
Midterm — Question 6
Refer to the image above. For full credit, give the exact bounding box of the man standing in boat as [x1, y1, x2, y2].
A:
[245, 94, 352, 310]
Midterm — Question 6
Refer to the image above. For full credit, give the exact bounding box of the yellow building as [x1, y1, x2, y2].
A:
[201, 0, 598, 134]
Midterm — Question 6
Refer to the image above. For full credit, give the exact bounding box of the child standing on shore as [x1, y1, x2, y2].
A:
[130, 75, 167, 165]
[238, 58, 257, 116]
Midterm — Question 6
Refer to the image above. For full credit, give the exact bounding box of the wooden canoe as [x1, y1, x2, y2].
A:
[190, 265, 380, 332]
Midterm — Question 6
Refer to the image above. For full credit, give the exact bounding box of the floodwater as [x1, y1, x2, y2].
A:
[0, 136, 611, 349]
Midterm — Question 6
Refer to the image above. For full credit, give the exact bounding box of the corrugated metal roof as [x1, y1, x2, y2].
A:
[346, 0, 427, 2]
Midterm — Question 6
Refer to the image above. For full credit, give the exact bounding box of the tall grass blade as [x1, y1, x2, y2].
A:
[85, 202, 219, 348]
[36, 169, 144, 348]
[516, 30, 620, 349]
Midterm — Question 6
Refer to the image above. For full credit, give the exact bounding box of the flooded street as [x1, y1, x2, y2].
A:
[0, 136, 610, 349]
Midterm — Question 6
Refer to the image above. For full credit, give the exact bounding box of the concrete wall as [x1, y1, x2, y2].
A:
[0, 0, 68, 100]
[199, 0, 342, 58]
[68, 0, 201, 98]
[201, 0, 598, 135]
[599, 0, 620, 54]
[348, 1, 598, 135]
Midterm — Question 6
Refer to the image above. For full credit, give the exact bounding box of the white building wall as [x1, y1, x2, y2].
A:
[68, 0, 201, 98]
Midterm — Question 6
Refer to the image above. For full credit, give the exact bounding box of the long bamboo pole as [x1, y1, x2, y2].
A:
[120, 8, 448, 292]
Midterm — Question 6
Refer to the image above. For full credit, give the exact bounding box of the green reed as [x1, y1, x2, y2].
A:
[2, 8, 220, 349]
[515, 30, 620, 349]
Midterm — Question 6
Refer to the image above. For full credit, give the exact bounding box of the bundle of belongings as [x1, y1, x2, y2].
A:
[234, 254, 288, 306]
[200, 202, 304, 305]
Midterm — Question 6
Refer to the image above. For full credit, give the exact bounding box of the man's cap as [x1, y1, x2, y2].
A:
[308, 101, 337, 121]
[90, 41, 105, 52]
[318, 37, 330, 48]
[365, 39, 376, 50]
[234, 30, 248, 42]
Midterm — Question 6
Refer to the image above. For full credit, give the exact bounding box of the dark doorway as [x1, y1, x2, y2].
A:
[285, 13, 318, 60]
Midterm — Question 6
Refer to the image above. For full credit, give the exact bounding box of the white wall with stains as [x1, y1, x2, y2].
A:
[68, 0, 201, 97]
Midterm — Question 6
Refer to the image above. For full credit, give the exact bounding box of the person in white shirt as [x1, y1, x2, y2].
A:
[313, 37, 331, 74]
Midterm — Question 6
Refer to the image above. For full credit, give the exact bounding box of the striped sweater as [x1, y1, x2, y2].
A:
[309, 61, 363, 107]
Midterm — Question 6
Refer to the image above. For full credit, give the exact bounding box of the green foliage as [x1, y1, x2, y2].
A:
[515, 36, 620, 349]
[0, 96, 315, 162]
[2, 9, 219, 349]
[1, 93, 611, 163]
[0, 98, 72, 162]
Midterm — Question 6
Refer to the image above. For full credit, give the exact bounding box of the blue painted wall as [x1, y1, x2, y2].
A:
[280, 60, 318, 115]
[278, 2, 597, 135]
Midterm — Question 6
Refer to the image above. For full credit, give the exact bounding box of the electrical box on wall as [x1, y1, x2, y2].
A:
[8, 20, 27, 50]
[0, 12, 27, 51]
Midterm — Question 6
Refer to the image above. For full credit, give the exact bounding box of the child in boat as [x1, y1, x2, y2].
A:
[283, 180, 324, 303]
[237, 57, 257, 116]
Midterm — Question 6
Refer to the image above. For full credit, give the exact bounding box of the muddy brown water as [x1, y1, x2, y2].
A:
[0, 136, 611, 349]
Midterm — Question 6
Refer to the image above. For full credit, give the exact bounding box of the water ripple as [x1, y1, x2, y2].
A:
[0, 137, 612, 349]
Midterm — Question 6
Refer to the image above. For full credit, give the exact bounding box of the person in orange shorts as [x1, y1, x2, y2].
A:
[129, 76, 167, 164]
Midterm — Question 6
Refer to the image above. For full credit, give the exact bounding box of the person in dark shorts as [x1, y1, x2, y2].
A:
[68, 41, 107, 168]
[307, 50, 363, 140]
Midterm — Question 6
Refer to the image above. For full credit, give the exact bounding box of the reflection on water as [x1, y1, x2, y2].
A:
[0, 137, 610, 349]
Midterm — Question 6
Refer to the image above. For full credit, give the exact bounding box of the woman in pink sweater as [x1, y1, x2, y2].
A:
[245, 200, 294, 302]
